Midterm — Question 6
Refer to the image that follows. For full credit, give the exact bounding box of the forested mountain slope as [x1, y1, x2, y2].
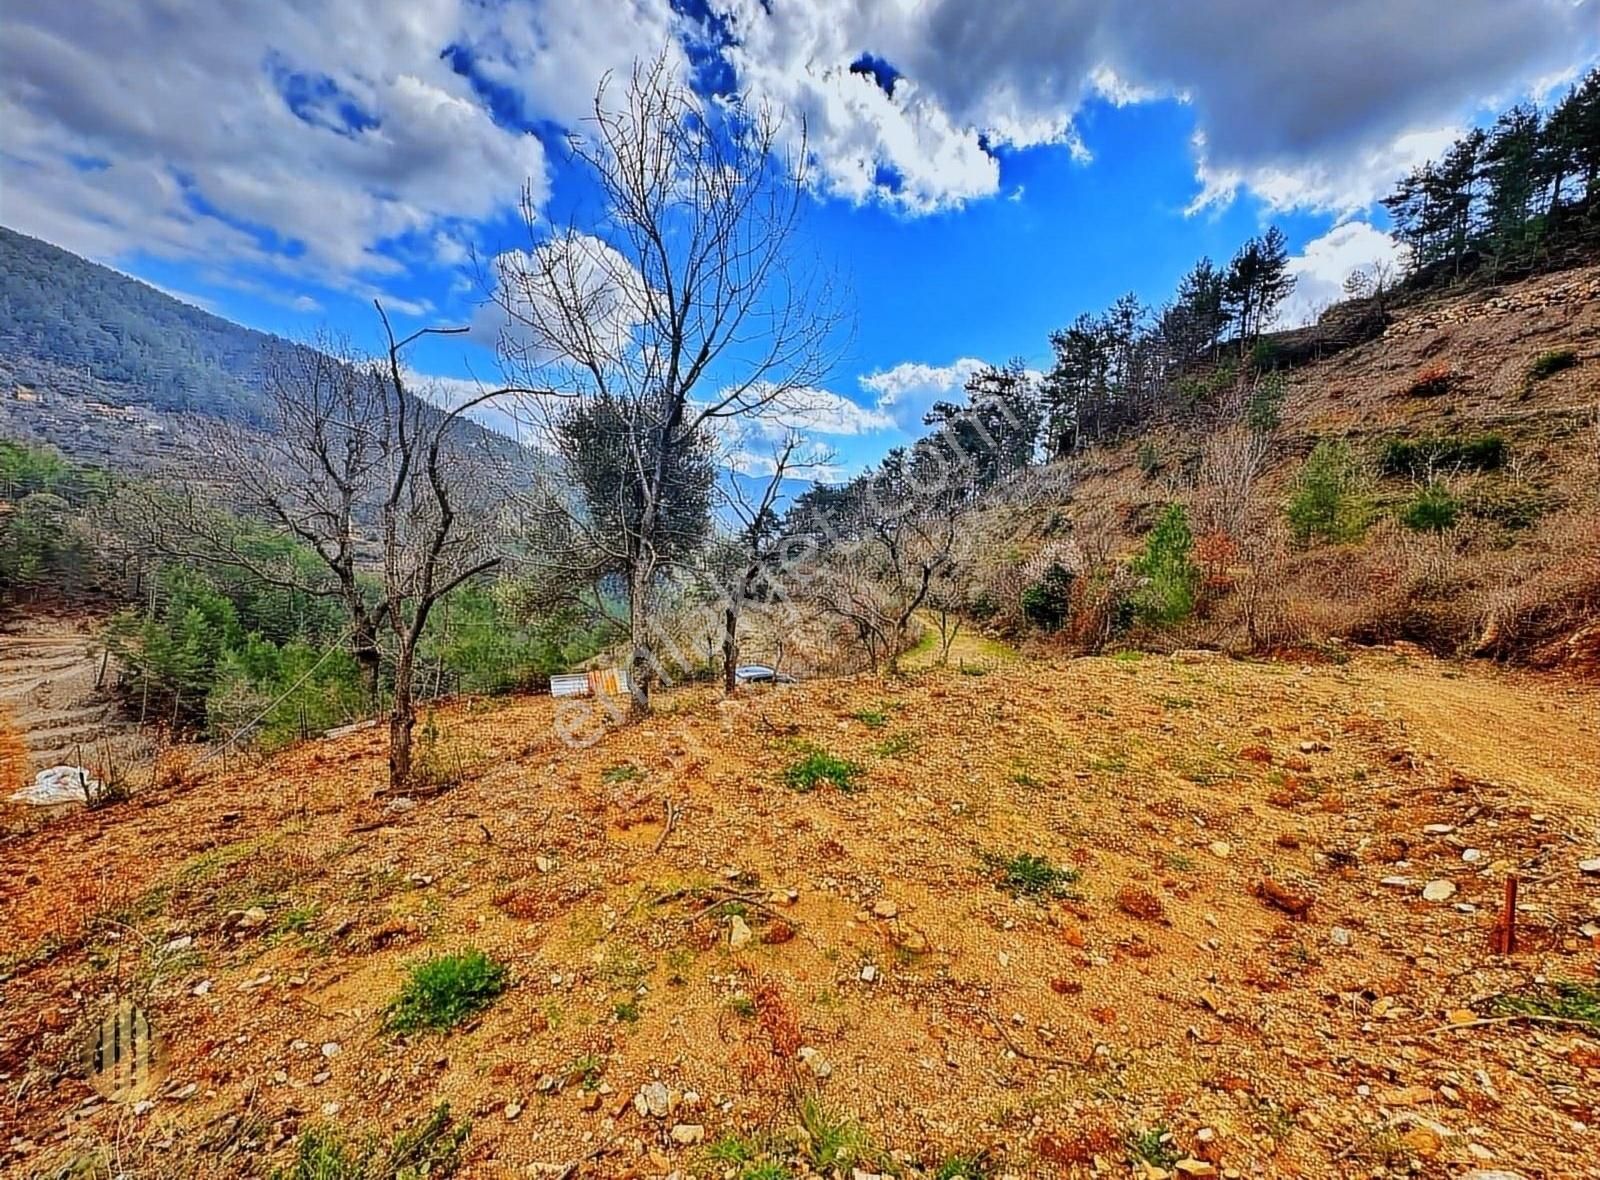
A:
[0, 227, 531, 478]
[0, 226, 271, 423]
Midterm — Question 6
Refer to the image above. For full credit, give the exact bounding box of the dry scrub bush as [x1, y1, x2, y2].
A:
[1476, 511, 1600, 665]
[1242, 528, 1405, 650]
[1193, 424, 1272, 540]
[1406, 361, 1454, 397]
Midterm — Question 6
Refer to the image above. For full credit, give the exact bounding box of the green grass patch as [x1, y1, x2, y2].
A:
[933, 1153, 993, 1179]
[1491, 981, 1600, 1031]
[871, 731, 915, 758]
[782, 745, 863, 793]
[853, 707, 889, 729]
[271, 1103, 468, 1180]
[384, 949, 508, 1034]
[981, 851, 1079, 899]
[274, 903, 320, 937]
[798, 1095, 873, 1173]
[702, 1134, 793, 1180]
[1528, 347, 1578, 380]
[602, 763, 643, 784]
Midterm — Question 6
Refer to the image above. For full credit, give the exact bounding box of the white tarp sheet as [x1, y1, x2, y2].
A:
[8, 764, 98, 806]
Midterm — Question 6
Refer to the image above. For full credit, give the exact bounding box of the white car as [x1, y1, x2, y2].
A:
[734, 664, 795, 684]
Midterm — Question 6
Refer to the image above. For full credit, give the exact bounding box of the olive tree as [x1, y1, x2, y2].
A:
[488, 54, 840, 714]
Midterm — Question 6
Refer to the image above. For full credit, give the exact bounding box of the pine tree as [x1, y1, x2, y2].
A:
[1224, 227, 1295, 352]
[1481, 104, 1542, 272]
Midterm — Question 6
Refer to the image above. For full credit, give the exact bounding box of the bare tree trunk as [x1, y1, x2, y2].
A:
[353, 619, 381, 713]
[937, 612, 962, 664]
[721, 602, 738, 696]
[389, 651, 415, 789]
[628, 564, 652, 715]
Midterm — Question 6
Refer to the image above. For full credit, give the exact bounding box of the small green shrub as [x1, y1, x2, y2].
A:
[1136, 440, 1161, 479]
[1246, 371, 1287, 433]
[1130, 504, 1199, 625]
[1491, 981, 1600, 1031]
[1528, 347, 1578, 380]
[602, 763, 642, 784]
[782, 745, 862, 793]
[1399, 483, 1461, 532]
[613, 997, 642, 1023]
[1127, 1126, 1179, 1169]
[798, 1095, 872, 1173]
[565, 1053, 604, 1089]
[1287, 441, 1368, 546]
[853, 708, 889, 729]
[1021, 563, 1073, 632]
[1380, 432, 1506, 479]
[981, 851, 1079, 899]
[272, 1104, 468, 1180]
[385, 949, 508, 1033]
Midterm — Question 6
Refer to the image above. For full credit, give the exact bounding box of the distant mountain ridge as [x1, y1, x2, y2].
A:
[0, 226, 543, 482]
[0, 225, 275, 423]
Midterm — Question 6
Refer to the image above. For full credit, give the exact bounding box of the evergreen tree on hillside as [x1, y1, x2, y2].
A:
[1384, 66, 1600, 281]
[922, 359, 1041, 489]
[1171, 257, 1229, 360]
[1481, 105, 1543, 271]
[1223, 227, 1295, 352]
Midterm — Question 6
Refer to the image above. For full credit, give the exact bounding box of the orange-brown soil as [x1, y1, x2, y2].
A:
[2, 649, 1598, 1178]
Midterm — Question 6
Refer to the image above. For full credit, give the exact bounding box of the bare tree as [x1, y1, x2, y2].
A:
[925, 562, 965, 665]
[110, 334, 391, 707]
[489, 53, 841, 714]
[115, 314, 516, 788]
[369, 308, 511, 788]
[1342, 259, 1396, 315]
[1194, 422, 1273, 540]
[717, 433, 832, 693]
[812, 489, 965, 675]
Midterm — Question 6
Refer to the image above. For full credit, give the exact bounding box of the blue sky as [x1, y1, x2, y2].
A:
[3, 1, 1595, 475]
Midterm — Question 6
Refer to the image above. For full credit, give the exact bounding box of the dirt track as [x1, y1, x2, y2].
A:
[2, 648, 1598, 1178]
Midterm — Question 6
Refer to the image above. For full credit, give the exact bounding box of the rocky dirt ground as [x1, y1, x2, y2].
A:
[2, 648, 1598, 1179]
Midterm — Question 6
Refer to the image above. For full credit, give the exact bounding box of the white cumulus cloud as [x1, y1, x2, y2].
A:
[860, 357, 987, 428]
[1280, 221, 1411, 327]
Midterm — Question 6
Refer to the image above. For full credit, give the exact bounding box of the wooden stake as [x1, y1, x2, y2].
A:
[1490, 873, 1518, 955]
